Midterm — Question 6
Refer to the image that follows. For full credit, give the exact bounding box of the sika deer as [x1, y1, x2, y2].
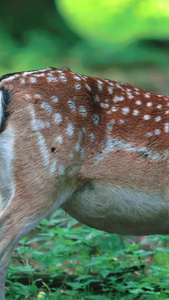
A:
[1, 67, 169, 299]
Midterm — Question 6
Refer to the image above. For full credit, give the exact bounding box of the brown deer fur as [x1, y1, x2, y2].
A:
[0, 68, 169, 299]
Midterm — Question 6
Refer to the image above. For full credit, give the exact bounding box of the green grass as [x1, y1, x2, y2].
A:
[5, 210, 169, 299]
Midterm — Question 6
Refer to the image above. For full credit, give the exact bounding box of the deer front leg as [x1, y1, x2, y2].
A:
[0, 267, 7, 300]
[0, 184, 74, 299]
[0, 212, 17, 300]
[0, 258, 11, 300]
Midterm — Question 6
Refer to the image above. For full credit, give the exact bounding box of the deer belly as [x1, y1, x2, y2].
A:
[62, 181, 169, 235]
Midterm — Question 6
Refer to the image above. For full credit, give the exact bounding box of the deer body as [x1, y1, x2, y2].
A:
[0, 68, 169, 298]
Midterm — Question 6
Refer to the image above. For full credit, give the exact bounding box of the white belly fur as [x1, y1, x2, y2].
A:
[62, 182, 169, 235]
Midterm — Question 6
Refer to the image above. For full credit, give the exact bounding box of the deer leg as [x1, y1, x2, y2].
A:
[0, 212, 16, 300]
[0, 262, 10, 300]
[0, 184, 73, 299]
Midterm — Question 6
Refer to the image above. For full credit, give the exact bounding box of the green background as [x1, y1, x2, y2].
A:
[1, 0, 169, 94]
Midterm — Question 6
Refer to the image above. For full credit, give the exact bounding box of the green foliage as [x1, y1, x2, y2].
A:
[1, 0, 169, 75]
[5, 210, 169, 299]
[56, 0, 169, 44]
[55, 0, 169, 69]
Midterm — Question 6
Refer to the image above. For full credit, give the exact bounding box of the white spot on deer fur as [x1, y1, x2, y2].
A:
[29, 105, 50, 166]
[23, 69, 51, 77]
[75, 83, 82, 90]
[122, 107, 130, 115]
[78, 130, 83, 140]
[75, 142, 81, 151]
[94, 95, 99, 102]
[21, 78, 25, 84]
[37, 132, 50, 166]
[157, 104, 162, 109]
[164, 123, 169, 133]
[81, 75, 87, 81]
[47, 72, 53, 76]
[146, 132, 153, 137]
[31, 120, 50, 131]
[145, 93, 150, 98]
[113, 96, 124, 103]
[82, 127, 86, 133]
[85, 83, 91, 91]
[2, 76, 13, 82]
[22, 71, 31, 76]
[67, 123, 74, 135]
[52, 96, 59, 103]
[74, 75, 81, 81]
[112, 106, 117, 112]
[107, 81, 114, 86]
[116, 83, 124, 89]
[50, 159, 57, 176]
[93, 114, 99, 125]
[60, 75, 67, 82]
[108, 87, 113, 94]
[136, 100, 142, 105]
[155, 116, 161, 122]
[68, 100, 76, 112]
[143, 114, 151, 120]
[35, 93, 41, 99]
[35, 73, 45, 77]
[100, 103, 109, 108]
[80, 106, 87, 117]
[30, 77, 37, 83]
[52, 77, 59, 83]
[54, 113, 63, 123]
[41, 102, 52, 114]
[90, 133, 96, 142]
[58, 165, 65, 175]
[107, 119, 115, 131]
[127, 89, 134, 99]
[147, 102, 152, 107]
[154, 129, 161, 135]
[3, 74, 19, 82]
[119, 119, 125, 124]
[55, 135, 63, 144]
[133, 109, 139, 116]
[47, 76, 58, 82]
[165, 110, 169, 115]
[97, 80, 103, 91]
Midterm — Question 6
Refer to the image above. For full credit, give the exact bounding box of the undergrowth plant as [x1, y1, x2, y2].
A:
[6, 210, 169, 300]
